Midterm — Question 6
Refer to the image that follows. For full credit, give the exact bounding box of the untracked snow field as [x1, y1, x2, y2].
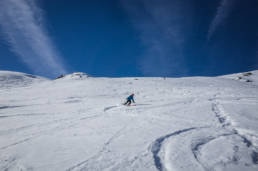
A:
[0, 70, 258, 171]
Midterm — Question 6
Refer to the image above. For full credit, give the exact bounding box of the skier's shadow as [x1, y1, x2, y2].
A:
[104, 106, 118, 112]
[104, 104, 151, 112]
[132, 103, 151, 106]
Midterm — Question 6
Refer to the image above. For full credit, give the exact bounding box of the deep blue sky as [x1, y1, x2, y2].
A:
[0, 0, 258, 78]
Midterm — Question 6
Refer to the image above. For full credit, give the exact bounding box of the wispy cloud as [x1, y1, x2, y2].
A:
[207, 0, 235, 41]
[0, 0, 67, 77]
[121, 0, 193, 76]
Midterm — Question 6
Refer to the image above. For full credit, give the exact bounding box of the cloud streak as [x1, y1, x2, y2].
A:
[121, 0, 193, 76]
[0, 0, 67, 77]
[207, 0, 235, 41]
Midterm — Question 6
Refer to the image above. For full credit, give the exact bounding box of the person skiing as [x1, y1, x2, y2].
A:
[124, 94, 135, 106]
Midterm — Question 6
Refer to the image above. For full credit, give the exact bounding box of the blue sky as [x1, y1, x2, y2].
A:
[0, 0, 258, 78]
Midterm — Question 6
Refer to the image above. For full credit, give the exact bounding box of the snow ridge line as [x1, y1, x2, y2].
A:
[211, 99, 258, 165]
[150, 127, 197, 171]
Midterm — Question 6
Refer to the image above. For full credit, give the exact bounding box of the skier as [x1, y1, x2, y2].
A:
[124, 94, 135, 106]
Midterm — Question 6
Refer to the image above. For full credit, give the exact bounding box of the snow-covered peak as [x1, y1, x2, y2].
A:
[220, 70, 258, 85]
[0, 70, 47, 89]
[56, 72, 90, 80]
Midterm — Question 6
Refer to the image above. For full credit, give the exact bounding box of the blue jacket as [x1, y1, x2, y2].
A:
[127, 95, 135, 102]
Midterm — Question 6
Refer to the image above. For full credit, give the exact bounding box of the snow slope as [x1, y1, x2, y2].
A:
[0, 71, 47, 89]
[0, 70, 258, 171]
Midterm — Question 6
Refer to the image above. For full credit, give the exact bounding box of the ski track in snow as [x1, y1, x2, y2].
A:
[0, 111, 107, 151]
[0, 137, 34, 150]
[191, 133, 233, 171]
[66, 125, 128, 171]
[0, 157, 16, 171]
[0, 113, 49, 119]
[152, 94, 258, 171]
[211, 102, 229, 127]
[210, 97, 258, 166]
[150, 127, 198, 171]
[0, 105, 24, 110]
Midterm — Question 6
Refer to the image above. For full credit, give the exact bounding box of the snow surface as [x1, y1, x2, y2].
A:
[0, 70, 258, 171]
[0, 71, 47, 89]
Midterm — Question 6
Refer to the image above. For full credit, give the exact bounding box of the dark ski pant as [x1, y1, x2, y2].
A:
[124, 100, 132, 105]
